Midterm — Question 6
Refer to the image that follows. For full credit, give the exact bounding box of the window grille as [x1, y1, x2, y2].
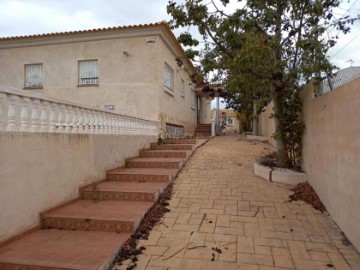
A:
[79, 60, 99, 85]
[180, 79, 185, 97]
[164, 62, 174, 91]
[25, 64, 43, 88]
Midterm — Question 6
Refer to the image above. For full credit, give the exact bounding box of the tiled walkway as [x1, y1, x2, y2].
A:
[118, 136, 360, 270]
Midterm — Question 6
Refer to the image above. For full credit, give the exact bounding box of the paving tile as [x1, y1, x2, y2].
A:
[115, 136, 360, 270]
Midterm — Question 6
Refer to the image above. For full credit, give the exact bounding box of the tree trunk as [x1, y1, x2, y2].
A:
[252, 101, 257, 135]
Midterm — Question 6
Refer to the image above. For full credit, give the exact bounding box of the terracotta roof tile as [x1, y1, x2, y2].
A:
[0, 22, 166, 41]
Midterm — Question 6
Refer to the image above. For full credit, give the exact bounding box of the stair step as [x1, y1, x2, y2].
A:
[0, 229, 130, 270]
[164, 138, 196, 144]
[150, 143, 193, 150]
[80, 181, 166, 201]
[41, 200, 153, 233]
[107, 168, 177, 182]
[140, 149, 190, 158]
[127, 157, 183, 169]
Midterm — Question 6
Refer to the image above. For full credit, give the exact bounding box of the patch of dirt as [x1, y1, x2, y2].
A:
[258, 152, 302, 172]
[114, 182, 174, 269]
[289, 182, 326, 212]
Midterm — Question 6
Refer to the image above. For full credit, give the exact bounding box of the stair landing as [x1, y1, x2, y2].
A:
[0, 229, 130, 270]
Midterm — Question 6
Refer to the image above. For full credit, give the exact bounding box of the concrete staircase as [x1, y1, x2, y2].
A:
[0, 138, 207, 270]
[195, 124, 212, 138]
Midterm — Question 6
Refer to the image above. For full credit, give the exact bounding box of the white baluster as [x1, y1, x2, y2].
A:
[103, 113, 109, 134]
[39, 100, 50, 132]
[71, 107, 79, 133]
[93, 111, 99, 134]
[88, 110, 94, 133]
[29, 98, 41, 132]
[77, 108, 85, 133]
[0, 93, 7, 131]
[19, 96, 31, 132]
[83, 109, 90, 133]
[49, 103, 58, 133]
[5, 94, 19, 132]
[57, 104, 66, 132]
[63, 105, 73, 133]
[111, 114, 117, 134]
[118, 115, 125, 134]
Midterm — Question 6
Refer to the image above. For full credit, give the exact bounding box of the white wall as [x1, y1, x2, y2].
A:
[0, 133, 155, 242]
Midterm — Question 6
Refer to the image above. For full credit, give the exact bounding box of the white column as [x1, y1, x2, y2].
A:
[49, 103, 58, 133]
[5, 94, 19, 132]
[71, 107, 79, 133]
[0, 93, 5, 132]
[19, 96, 31, 132]
[39, 100, 50, 132]
[77, 108, 85, 133]
[30, 98, 41, 132]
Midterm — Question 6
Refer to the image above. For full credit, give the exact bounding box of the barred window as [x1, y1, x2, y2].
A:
[164, 62, 174, 91]
[25, 64, 43, 88]
[79, 60, 99, 85]
[180, 79, 185, 97]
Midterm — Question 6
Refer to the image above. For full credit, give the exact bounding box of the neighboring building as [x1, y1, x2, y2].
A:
[0, 22, 211, 135]
[319, 66, 360, 95]
[211, 108, 240, 134]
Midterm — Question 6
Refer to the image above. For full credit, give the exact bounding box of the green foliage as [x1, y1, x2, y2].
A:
[167, 0, 358, 168]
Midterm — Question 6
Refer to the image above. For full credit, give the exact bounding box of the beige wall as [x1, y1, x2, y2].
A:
[157, 39, 197, 134]
[257, 79, 360, 251]
[257, 101, 276, 146]
[301, 79, 360, 251]
[0, 133, 155, 243]
[0, 37, 160, 121]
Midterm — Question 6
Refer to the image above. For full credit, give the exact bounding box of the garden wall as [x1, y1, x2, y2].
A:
[257, 78, 360, 251]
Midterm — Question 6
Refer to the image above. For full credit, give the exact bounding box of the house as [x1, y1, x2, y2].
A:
[211, 108, 240, 134]
[0, 22, 212, 136]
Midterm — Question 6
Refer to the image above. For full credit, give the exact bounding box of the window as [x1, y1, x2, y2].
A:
[226, 117, 235, 126]
[79, 60, 99, 85]
[180, 79, 185, 97]
[24, 64, 43, 88]
[191, 90, 196, 109]
[164, 62, 174, 92]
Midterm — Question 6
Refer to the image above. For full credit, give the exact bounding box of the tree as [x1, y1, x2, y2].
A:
[167, 0, 358, 167]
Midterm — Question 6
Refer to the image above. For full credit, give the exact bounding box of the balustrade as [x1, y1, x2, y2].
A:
[0, 87, 158, 136]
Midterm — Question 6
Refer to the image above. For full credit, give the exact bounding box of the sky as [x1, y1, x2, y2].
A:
[0, 0, 359, 108]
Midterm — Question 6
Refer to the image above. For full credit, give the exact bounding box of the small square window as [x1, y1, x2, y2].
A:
[180, 79, 185, 98]
[164, 62, 174, 92]
[226, 117, 235, 126]
[24, 64, 43, 88]
[79, 60, 99, 85]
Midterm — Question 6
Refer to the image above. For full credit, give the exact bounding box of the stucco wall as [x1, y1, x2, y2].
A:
[0, 133, 155, 242]
[257, 101, 276, 146]
[301, 79, 360, 251]
[0, 37, 160, 120]
[256, 79, 360, 251]
[157, 39, 197, 134]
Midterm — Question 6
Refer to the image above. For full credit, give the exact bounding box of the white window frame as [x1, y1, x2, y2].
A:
[164, 62, 174, 93]
[180, 79, 185, 98]
[24, 63, 43, 89]
[78, 59, 99, 86]
[226, 117, 235, 126]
